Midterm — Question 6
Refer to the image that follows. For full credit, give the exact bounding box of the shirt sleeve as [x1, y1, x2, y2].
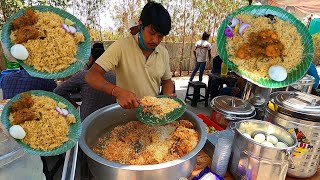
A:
[161, 49, 172, 80]
[53, 71, 84, 101]
[95, 40, 122, 72]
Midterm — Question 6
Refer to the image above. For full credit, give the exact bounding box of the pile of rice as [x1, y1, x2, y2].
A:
[226, 14, 303, 80]
[10, 11, 84, 73]
[140, 96, 182, 118]
[9, 96, 76, 151]
[93, 120, 199, 165]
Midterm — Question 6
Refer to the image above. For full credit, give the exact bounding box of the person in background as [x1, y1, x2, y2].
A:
[54, 43, 116, 120]
[1, 67, 57, 99]
[210, 55, 224, 99]
[219, 76, 246, 98]
[85, 2, 174, 109]
[128, 18, 140, 35]
[189, 31, 212, 82]
[307, 63, 319, 90]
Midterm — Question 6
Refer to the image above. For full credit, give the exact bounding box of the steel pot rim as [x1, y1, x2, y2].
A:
[79, 104, 207, 171]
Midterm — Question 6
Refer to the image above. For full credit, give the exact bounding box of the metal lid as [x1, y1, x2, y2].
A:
[249, 95, 266, 107]
[210, 96, 256, 120]
[273, 91, 320, 121]
[297, 75, 314, 84]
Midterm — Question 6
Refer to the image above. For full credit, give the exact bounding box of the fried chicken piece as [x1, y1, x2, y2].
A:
[10, 93, 33, 112]
[14, 26, 39, 44]
[236, 43, 252, 59]
[12, 9, 38, 30]
[11, 108, 35, 125]
[265, 43, 284, 57]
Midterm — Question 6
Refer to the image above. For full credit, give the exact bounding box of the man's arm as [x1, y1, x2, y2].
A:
[85, 64, 139, 109]
[161, 79, 175, 96]
[208, 49, 212, 62]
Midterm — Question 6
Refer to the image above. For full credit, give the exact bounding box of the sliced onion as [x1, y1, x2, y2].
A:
[61, 109, 69, 116]
[224, 25, 233, 38]
[68, 26, 77, 34]
[230, 17, 240, 27]
[239, 23, 251, 36]
[62, 24, 70, 33]
[55, 106, 63, 114]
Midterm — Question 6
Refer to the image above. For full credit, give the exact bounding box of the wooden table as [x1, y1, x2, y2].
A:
[190, 151, 320, 180]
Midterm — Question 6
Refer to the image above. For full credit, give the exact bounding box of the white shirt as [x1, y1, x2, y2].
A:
[195, 40, 211, 62]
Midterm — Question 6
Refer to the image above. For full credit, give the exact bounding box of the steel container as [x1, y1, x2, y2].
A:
[242, 81, 284, 120]
[79, 104, 207, 180]
[230, 120, 298, 180]
[285, 75, 315, 94]
[210, 96, 256, 129]
[265, 91, 320, 178]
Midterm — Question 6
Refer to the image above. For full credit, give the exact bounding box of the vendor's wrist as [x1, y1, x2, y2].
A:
[111, 86, 120, 97]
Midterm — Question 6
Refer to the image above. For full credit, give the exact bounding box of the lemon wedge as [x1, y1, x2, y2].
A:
[65, 18, 74, 26]
[58, 102, 67, 109]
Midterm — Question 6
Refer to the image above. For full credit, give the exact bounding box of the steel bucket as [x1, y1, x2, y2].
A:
[230, 120, 298, 180]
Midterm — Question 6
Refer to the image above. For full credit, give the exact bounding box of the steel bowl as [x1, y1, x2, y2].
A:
[79, 104, 207, 180]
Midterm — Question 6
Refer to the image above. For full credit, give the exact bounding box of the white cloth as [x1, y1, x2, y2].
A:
[128, 19, 139, 29]
[195, 40, 211, 62]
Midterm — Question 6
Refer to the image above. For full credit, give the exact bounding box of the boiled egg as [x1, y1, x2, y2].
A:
[261, 141, 275, 147]
[253, 133, 265, 143]
[268, 65, 287, 82]
[10, 44, 29, 60]
[267, 135, 279, 145]
[242, 133, 252, 139]
[275, 142, 288, 148]
[9, 125, 26, 139]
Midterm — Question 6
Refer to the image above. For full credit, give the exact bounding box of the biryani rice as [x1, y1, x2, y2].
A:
[10, 11, 84, 73]
[226, 14, 303, 80]
[9, 95, 76, 151]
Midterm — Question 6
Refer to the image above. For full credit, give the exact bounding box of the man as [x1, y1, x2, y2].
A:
[1, 68, 57, 99]
[128, 18, 139, 35]
[85, 2, 174, 109]
[54, 44, 116, 120]
[189, 31, 212, 82]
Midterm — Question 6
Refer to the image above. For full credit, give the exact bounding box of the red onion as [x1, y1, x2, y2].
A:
[224, 25, 233, 38]
[68, 26, 77, 34]
[230, 17, 240, 27]
[62, 24, 70, 33]
[55, 106, 63, 114]
[239, 23, 251, 36]
[61, 109, 69, 116]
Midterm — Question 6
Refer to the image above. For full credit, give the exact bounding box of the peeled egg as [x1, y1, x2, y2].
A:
[10, 44, 29, 60]
[261, 141, 275, 147]
[253, 133, 265, 143]
[9, 125, 26, 139]
[275, 142, 288, 148]
[242, 133, 252, 139]
[267, 135, 279, 145]
[268, 65, 287, 82]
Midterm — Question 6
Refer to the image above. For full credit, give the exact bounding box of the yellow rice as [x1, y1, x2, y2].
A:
[9, 96, 76, 151]
[226, 14, 303, 80]
[10, 11, 84, 73]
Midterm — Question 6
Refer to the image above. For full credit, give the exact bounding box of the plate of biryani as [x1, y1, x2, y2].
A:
[217, 5, 314, 88]
[1, 90, 82, 156]
[136, 95, 186, 125]
[1, 6, 90, 79]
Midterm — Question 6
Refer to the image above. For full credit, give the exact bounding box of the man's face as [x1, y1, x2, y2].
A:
[130, 26, 139, 35]
[141, 25, 164, 49]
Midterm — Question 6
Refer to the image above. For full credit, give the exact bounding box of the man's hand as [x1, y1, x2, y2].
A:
[113, 87, 140, 109]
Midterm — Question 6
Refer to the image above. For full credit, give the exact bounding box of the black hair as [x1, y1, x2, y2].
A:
[91, 48, 105, 62]
[92, 42, 104, 49]
[202, 32, 210, 40]
[140, 2, 171, 36]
